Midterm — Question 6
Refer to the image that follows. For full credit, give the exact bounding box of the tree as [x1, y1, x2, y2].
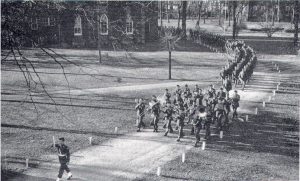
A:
[196, 1, 203, 27]
[294, 0, 299, 47]
[181, 1, 187, 39]
[232, 1, 237, 39]
[177, 2, 182, 28]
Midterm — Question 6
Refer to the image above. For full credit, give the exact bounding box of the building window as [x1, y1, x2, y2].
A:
[100, 14, 108, 35]
[49, 16, 55, 26]
[126, 17, 133, 34]
[39, 17, 49, 26]
[31, 18, 38, 30]
[74, 15, 82, 36]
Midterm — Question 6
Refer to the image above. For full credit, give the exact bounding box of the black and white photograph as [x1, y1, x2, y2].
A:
[1, 0, 299, 180]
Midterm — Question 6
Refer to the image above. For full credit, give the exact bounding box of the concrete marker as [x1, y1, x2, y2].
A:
[220, 131, 223, 139]
[89, 137, 93, 145]
[182, 152, 186, 163]
[273, 90, 276, 96]
[114, 127, 118, 134]
[263, 101, 266, 108]
[246, 115, 249, 122]
[52, 136, 56, 146]
[268, 96, 272, 102]
[201, 141, 206, 150]
[25, 158, 29, 169]
[157, 167, 161, 176]
[255, 107, 258, 115]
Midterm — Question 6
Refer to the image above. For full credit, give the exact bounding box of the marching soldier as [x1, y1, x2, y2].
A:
[217, 87, 226, 99]
[174, 85, 182, 97]
[183, 84, 191, 98]
[135, 98, 146, 132]
[207, 84, 216, 98]
[176, 107, 186, 142]
[163, 102, 175, 136]
[193, 84, 200, 94]
[187, 101, 197, 135]
[193, 107, 207, 147]
[231, 90, 241, 119]
[149, 95, 160, 132]
[163, 88, 171, 104]
[54, 137, 72, 181]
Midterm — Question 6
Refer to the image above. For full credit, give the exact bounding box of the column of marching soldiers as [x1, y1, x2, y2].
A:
[135, 38, 257, 148]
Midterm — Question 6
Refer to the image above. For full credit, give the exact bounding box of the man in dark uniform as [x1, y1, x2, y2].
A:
[231, 90, 240, 119]
[149, 95, 160, 132]
[217, 87, 226, 99]
[163, 103, 174, 136]
[135, 98, 146, 132]
[163, 88, 171, 104]
[183, 84, 191, 98]
[176, 107, 186, 142]
[174, 85, 182, 97]
[55, 137, 72, 181]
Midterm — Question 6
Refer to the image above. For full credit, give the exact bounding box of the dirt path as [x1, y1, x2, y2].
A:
[7, 60, 283, 181]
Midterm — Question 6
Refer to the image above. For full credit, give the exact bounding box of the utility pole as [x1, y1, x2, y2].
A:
[168, 39, 172, 80]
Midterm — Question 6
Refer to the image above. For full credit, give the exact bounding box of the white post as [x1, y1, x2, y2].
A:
[246, 115, 249, 121]
[255, 107, 258, 115]
[114, 127, 118, 134]
[89, 137, 92, 145]
[276, 84, 279, 90]
[157, 167, 161, 176]
[25, 158, 29, 169]
[220, 131, 223, 139]
[52, 136, 55, 146]
[263, 101, 266, 107]
[268, 96, 272, 102]
[278, 70, 281, 73]
[273, 90, 276, 96]
[201, 141, 206, 150]
[182, 152, 186, 163]
[4, 151, 8, 171]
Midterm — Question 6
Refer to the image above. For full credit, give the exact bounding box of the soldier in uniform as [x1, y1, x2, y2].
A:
[193, 107, 207, 147]
[176, 107, 186, 142]
[135, 98, 146, 132]
[174, 85, 182, 97]
[187, 101, 197, 135]
[183, 84, 191, 98]
[217, 87, 226, 99]
[193, 84, 200, 94]
[163, 102, 175, 136]
[163, 88, 171, 104]
[231, 90, 240, 119]
[55, 137, 72, 181]
[149, 95, 160, 132]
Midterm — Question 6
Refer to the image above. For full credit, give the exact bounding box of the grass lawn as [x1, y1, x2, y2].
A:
[1, 48, 225, 169]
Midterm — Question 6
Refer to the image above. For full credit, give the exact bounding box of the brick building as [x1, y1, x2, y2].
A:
[1, 1, 159, 49]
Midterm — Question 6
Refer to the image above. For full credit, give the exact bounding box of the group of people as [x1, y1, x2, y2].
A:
[135, 84, 241, 147]
[221, 40, 257, 90]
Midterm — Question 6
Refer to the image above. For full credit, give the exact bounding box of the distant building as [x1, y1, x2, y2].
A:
[1, 1, 159, 48]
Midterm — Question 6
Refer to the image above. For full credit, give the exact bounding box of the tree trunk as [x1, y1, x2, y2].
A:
[228, 4, 231, 26]
[294, 0, 299, 47]
[233, 1, 237, 39]
[178, 3, 181, 28]
[197, 1, 203, 25]
[182, 1, 187, 39]
[160, 1, 163, 26]
[167, 0, 170, 23]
